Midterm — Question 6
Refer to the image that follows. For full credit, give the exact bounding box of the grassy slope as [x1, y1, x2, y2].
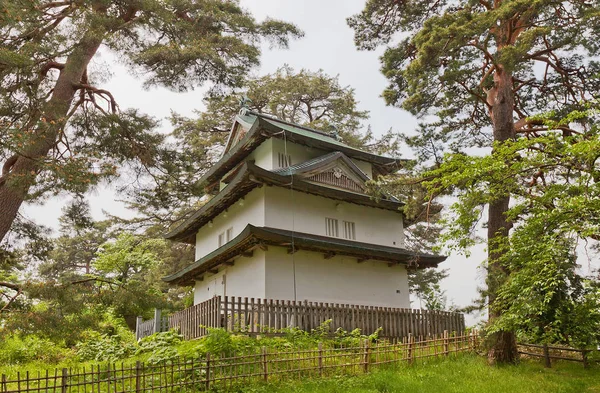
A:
[242, 356, 599, 393]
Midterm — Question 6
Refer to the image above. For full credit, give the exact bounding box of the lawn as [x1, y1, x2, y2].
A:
[238, 355, 599, 393]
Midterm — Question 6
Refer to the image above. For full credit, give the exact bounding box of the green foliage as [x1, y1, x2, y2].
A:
[136, 330, 183, 364]
[0, 335, 70, 365]
[75, 332, 136, 363]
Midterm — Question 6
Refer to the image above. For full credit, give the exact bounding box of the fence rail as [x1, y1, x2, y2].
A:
[0, 331, 477, 393]
[164, 296, 465, 341]
[517, 342, 597, 368]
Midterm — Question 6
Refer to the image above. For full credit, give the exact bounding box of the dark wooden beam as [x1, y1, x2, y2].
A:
[224, 261, 235, 266]
[241, 250, 254, 258]
[387, 262, 397, 267]
[258, 243, 268, 251]
[324, 252, 336, 260]
[357, 258, 369, 263]
[208, 269, 219, 274]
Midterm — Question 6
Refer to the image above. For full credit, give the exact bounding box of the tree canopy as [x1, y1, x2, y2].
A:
[349, 0, 600, 362]
[0, 0, 302, 242]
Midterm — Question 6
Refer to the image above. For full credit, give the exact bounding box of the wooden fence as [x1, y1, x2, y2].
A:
[517, 343, 597, 368]
[135, 310, 169, 341]
[0, 331, 478, 393]
[165, 296, 465, 341]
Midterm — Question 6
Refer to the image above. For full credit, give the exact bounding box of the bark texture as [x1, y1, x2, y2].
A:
[0, 31, 104, 241]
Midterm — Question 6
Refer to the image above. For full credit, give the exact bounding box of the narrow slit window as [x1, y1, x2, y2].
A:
[343, 221, 356, 240]
[278, 153, 292, 168]
[325, 218, 339, 237]
[226, 227, 233, 242]
[218, 232, 225, 247]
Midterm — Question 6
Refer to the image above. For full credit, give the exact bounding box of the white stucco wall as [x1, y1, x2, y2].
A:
[194, 187, 265, 260]
[264, 187, 404, 248]
[193, 250, 267, 304]
[264, 247, 410, 308]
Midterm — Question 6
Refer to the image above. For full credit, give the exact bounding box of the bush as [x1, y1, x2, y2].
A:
[75, 331, 136, 362]
[0, 335, 70, 364]
[136, 330, 183, 364]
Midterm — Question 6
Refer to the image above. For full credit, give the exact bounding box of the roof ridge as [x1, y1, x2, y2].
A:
[247, 110, 338, 139]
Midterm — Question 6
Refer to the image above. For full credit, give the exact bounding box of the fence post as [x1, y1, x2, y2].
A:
[542, 344, 551, 368]
[318, 342, 323, 377]
[408, 334, 414, 365]
[262, 347, 268, 382]
[61, 368, 68, 393]
[443, 330, 449, 356]
[2, 374, 6, 393]
[135, 361, 141, 393]
[582, 350, 589, 369]
[363, 340, 370, 373]
[205, 353, 211, 389]
[153, 309, 162, 334]
[135, 316, 143, 340]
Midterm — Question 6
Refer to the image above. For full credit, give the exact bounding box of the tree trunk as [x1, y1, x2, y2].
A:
[0, 31, 104, 242]
[486, 65, 518, 364]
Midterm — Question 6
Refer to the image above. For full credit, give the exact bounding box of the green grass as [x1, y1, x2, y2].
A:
[235, 355, 599, 393]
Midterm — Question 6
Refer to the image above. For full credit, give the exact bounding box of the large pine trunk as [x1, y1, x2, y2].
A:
[486, 66, 518, 364]
[0, 32, 103, 242]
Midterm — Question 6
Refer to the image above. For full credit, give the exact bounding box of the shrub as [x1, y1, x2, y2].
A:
[0, 335, 70, 364]
[136, 330, 183, 364]
[75, 331, 136, 362]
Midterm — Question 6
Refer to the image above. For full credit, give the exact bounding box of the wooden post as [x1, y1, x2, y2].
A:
[135, 361, 141, 393]
[205, 353, 211, 389]
[443, 330, 449, 356]
[363, 340, 370, 373]
[153, 309, 162, 334]
[318, 342, 323, 377]
[543, 344, 551, 368]
[407, 334, 414, 365]
[262, 347, 268, 382]
[582, 350, 589, 369]
[135, 316, 143, 340]
[61, 368, 68, 393]
[2, 374, 7, 393]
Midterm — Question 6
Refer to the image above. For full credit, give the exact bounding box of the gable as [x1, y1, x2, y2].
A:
[304, 162, 367, 194]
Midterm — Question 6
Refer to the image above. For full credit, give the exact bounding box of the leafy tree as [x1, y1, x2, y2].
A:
[424, 107, 600, 348]
[128, 66, 401, 230]
[0, 0, 302, 242]
[349, 0, 600, 363]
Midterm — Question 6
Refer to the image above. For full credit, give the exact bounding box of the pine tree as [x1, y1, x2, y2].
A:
[349, 0, 600, 363]
[0, 0, 302, 242]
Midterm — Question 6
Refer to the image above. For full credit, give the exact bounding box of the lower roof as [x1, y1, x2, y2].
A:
[163, 224, 447, 286]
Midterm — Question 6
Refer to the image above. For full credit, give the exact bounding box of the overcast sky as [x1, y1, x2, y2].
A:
[26, 0, 488, 324]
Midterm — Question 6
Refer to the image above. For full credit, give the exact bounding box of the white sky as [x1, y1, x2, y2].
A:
[25, 0, 491, 326]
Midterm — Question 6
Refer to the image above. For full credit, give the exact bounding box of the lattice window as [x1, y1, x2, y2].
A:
[226, 227, 233, 242]
[278, 153, 292, 168]
[218, 232, 225, 247]
[343, 221, 356, 240]
[325, 218, 339, 237]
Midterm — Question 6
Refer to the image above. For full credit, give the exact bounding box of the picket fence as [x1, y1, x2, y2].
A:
[163, 296, 465, 340]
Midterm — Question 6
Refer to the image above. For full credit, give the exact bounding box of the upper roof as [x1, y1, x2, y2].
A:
[163, 224, 446, 286]
[199, 110, 405, 192]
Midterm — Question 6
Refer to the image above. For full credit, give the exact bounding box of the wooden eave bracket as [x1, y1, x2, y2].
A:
[241, 250, 254, 258]
[287, 246, 298, 254]
[324, 252, 336, 260]
[357, 258, 369, 263]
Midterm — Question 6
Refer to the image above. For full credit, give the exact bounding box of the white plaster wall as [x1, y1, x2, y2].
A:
[193, 250, 267, 304]
[265, 247, 410, 308]
[194, 187, 265, 260]
[249, 139, 274, 170]
[264, 187, 404, 248]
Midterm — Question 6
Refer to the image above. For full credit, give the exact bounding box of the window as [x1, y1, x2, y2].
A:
[325, 218, 339, 237]
[218, 232, 225, 247]
[343, 221, 356, 240]
[226, 227, 233, 242]
[278, 153, 291, 168]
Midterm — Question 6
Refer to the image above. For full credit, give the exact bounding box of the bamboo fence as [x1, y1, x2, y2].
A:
[1, 331, 477, 393]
